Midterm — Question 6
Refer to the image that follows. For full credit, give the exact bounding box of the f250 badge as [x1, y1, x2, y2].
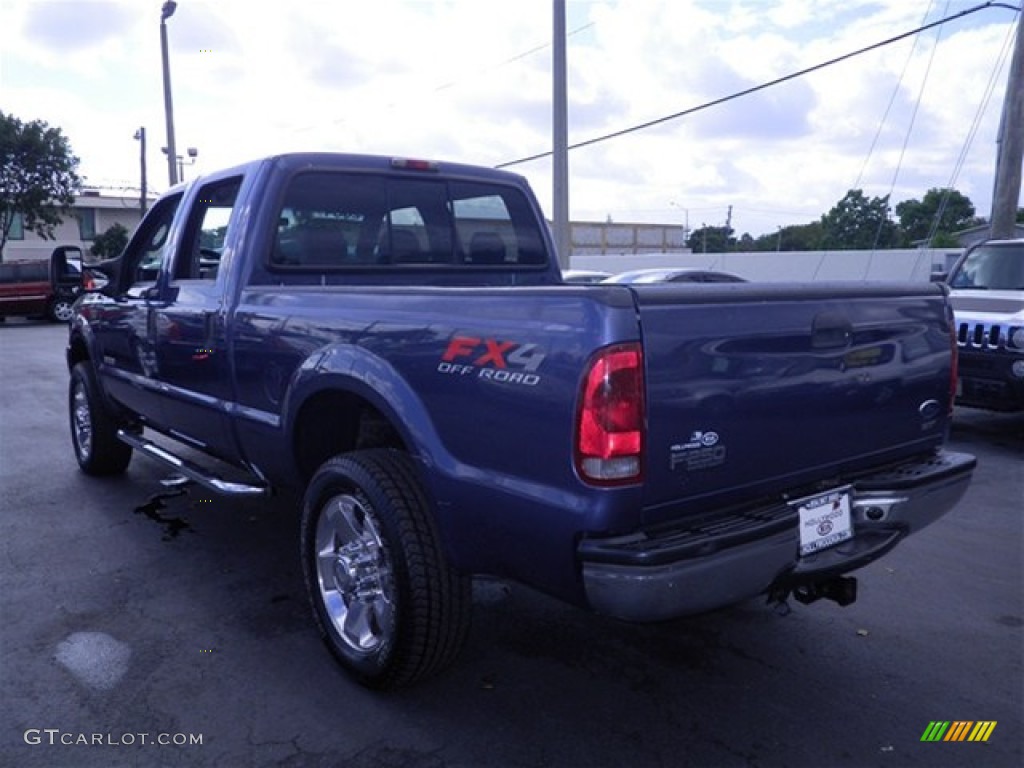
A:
[438, 336, 546, 386]
[670, 429, 727, 472]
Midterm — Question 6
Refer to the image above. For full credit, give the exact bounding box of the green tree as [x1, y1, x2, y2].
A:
[895, 188, 976, 245]
[750, 222, 824, 251]
[820, 189, 899, 249]
[687, 224, 735, 253]
[0, 111, 82, 261]
[90, 222, 130, 260]
[780, 221, 825, 251]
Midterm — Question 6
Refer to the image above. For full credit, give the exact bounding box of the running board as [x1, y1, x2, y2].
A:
[117, 429, 269, 498]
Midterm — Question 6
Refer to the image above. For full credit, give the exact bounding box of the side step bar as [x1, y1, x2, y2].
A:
[117, 429, 269, 498]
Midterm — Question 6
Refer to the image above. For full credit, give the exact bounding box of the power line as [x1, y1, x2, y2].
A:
[290, 21, 596, 134]
[870, 1, 949, 253]
[435, 21, 595, 93]
[497, 1, 1020, 169]
[854, 1, 936, 192]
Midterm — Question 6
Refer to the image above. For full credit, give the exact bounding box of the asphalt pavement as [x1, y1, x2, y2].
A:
[1, 319, 1021, 768]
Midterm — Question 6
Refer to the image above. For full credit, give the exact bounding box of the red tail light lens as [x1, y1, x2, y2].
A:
[575, 342, 644, 485]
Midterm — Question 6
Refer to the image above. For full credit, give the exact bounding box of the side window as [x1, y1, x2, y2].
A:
[76, 209, 96, 240]
[176, 177, 241, 280]
[128, 194, 182, 292]
[9, 213, 24, 240]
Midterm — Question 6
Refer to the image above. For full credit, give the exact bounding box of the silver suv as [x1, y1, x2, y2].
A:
[947, 239, 1024, 411]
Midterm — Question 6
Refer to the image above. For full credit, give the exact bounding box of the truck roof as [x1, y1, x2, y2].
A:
[263, 152, 530, 185]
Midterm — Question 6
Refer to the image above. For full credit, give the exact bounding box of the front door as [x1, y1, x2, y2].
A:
[150, 175, 242, 460]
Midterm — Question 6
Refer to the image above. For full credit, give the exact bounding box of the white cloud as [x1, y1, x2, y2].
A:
[1, 0, 1017, 239]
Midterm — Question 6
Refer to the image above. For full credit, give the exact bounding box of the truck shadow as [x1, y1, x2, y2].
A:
[951, 406, 1024, 450]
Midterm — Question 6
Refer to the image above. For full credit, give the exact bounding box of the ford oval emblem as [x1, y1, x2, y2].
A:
[918, 399, 941, 420]
[701, 431, 720, 447]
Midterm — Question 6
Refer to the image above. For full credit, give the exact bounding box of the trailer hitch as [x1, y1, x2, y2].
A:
[793, 576, 858, 607]
[767, 576, 858, 611]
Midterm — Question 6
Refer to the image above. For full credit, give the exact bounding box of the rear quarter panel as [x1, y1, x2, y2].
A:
[229, 285, 643, 602]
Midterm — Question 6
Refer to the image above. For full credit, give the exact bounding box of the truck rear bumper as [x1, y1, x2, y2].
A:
[579, 450, 976, 622]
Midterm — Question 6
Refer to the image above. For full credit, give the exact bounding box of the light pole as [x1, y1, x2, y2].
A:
[552, 0, 570, 269]
[133, 127, 147, 213]
[669, 201, 690, 246]
[163, 146, 198, 181]
[160, 1, 179, 186]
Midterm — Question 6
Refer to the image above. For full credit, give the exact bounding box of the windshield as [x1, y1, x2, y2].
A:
[950, 243, 1024, 290]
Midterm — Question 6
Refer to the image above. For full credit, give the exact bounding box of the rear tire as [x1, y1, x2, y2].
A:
[301, 449, 471, 689]
[69, 362, 132, 475]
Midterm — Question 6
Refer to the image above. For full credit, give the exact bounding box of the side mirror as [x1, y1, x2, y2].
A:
[82, 269, 110, 292]
[81, 256, 121, 295]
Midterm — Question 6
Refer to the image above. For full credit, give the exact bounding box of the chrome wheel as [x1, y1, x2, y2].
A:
[314, 493, 396, 655]
[301, 450, 471, 688]
[71, 379, 93, 461]
[51, 299, 74, 322]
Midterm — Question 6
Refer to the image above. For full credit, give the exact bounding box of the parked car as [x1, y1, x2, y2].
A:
[603, 267, 747, 284]
[944, 238, 1024, 411]
[561, 269, 613, 284]
[68, 152, 973, 689]
[0, 245, 84, 322]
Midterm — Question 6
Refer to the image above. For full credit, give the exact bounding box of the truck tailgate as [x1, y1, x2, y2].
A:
[634, 282, 954, 526]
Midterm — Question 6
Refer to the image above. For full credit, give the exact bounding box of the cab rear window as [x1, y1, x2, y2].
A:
[269, 172, 547, 270]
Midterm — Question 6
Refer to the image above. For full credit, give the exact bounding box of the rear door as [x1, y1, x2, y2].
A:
[634, 282, 954, 525]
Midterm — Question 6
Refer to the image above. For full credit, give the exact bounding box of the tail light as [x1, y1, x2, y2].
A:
[575, 342, 645, 485]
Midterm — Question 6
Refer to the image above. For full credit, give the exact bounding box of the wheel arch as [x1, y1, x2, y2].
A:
[67, 333, 91, 370]
[283, 345, 450, 489]
[66, 314, 98, 372]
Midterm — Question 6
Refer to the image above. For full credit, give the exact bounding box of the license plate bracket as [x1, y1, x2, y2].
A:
[793, 487, 853, 556]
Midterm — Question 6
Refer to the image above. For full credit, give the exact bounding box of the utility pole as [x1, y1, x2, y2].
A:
[134, 127, 147, 214]
[990, 8, 1023, 239]
[160, 1, 179, 187]
[552, 0, 570, 269]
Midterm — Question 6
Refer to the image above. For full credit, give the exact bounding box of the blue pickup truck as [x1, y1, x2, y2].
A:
[67, 153, 975, 688]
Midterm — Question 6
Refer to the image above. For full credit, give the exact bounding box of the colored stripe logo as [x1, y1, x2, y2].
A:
[921, 721, 997, 742]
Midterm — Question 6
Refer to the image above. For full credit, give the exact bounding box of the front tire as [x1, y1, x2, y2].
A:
[69, 362, 132, 475]
[301, 449, 471, 689]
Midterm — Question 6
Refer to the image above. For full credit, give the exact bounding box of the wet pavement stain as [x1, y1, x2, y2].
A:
[133, 489, 194, 540]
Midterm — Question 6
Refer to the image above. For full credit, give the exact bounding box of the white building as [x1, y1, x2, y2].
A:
[2, 190, 149, 263]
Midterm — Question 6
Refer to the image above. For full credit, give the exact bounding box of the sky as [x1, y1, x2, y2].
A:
[0, 0, 1020, 240]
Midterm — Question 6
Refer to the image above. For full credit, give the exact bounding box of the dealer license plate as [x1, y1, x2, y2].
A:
[793, 488, 853, 556]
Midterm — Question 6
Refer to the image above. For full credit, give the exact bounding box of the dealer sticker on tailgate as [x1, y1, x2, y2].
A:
[793, 488, 853, 556]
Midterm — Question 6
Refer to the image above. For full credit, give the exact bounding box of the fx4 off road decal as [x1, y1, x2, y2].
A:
[438, 336, 546, 386]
